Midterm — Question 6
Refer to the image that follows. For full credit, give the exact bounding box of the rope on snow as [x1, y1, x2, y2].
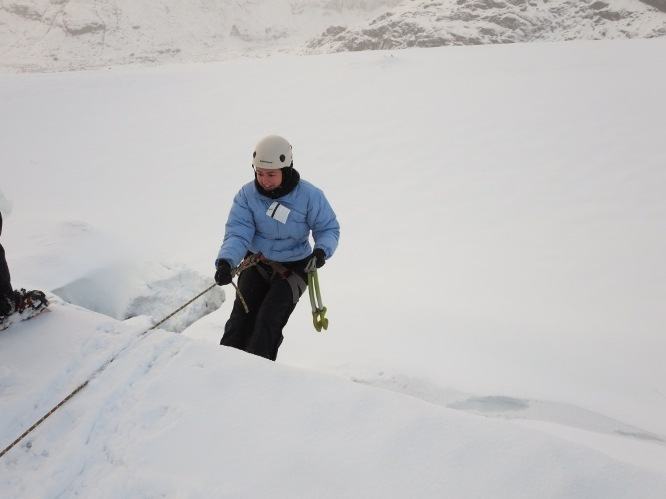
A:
[0, 280, 222, 459]
[0, 253, 315, 459]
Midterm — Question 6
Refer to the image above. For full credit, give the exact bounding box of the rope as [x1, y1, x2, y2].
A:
[230, 254, 263, 313]
[0, 253, 292, 459]
[0, 380, 90, 460]
[0, 274, 233, 460]
[151, 284, 216, 330]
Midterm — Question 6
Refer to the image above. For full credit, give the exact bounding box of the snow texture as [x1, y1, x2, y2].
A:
[53, 260, 224, 333]
[2, 299, 666, 498]
[0, 0, 665, 72]
[307, 0, 666, 52]
[1, 37, 666, 497]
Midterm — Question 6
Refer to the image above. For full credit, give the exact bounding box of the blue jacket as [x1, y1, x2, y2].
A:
[216, 179, 340, 268]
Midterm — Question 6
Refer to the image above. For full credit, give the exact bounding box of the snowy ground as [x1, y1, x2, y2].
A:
[1, 38, 666, 496]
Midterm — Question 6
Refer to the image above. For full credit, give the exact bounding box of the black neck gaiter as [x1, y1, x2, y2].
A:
[255, 167, 301, 199]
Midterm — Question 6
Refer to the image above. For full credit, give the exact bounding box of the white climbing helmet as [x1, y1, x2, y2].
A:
[252, 135, 293, 170]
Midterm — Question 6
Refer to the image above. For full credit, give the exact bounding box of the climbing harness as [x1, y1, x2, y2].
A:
[234, 254, 307, 308]
[305, 259, 328, 332]
[229, 253, 328, 332]
[229, 253, 263, 313]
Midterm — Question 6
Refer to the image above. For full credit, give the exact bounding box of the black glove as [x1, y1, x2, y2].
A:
[310, 248, 326, 269]
[214, 260, 233, 286]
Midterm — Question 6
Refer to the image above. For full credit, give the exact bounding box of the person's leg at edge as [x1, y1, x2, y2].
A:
[0, 213, 15, 316]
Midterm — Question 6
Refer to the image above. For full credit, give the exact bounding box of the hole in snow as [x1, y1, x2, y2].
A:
[52, 261, 225, 332]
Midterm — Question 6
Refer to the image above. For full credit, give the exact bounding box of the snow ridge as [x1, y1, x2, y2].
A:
[307, 0, 666, 53]
[1, 0, 664, 72]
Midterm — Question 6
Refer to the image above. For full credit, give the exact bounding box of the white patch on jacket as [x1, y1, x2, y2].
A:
[266, 202, 291, 224]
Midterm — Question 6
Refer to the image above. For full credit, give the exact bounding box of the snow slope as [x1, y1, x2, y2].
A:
[2, 299, 666, 498]
[1, 38, 666, 495]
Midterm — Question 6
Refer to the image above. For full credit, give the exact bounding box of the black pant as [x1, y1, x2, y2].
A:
[0, 213, 14, 315]
[220, 264, 305, 361]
